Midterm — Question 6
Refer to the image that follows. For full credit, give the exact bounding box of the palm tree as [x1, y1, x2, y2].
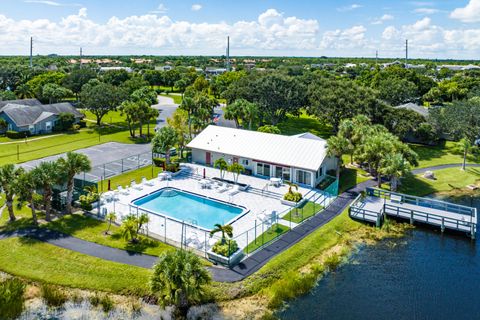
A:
[379, 153, 411, 192]
[327, 135, 350, 181]
[214, 158, 228, 179]
[228, 163, 245, 184]
[286, 181, 299, 195]
[57, 152, 92, 214]
[15, 83, 33, 99]
[15, 171, 39, 224]
[179, 96, 197, 139]
[150, 250, 211, 318]
[209, 223, 233, 244]
[136, 213, 149, 235]
[0, 164, 24, 222]
[121, 215, 139, 243]
[242, 100, 259, 130]
[458, 138, 472, 171]
[152, 126, 179, 165]
[338, 119, 355, 164]
[31, 161, 59, 221]
[105, 212, 117, 234]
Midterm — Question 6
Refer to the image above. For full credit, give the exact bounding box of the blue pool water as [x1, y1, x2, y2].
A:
[132, 188, 244, 230]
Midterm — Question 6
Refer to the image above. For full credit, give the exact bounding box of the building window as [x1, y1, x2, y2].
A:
[256, 163, 271, 177]
[275, 166, 291, 181]
[296, 170, 312, 185]
[316, 167, 323, 179]
[242, 159, 249, 166]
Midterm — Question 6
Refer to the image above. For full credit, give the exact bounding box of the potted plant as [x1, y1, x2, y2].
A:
[281, 182, 305, 206]
[207, 223, 244, 266]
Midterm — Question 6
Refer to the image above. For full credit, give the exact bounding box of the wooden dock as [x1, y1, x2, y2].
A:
[349, 188, 477, 239]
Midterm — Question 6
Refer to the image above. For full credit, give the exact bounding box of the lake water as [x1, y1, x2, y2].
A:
[279, 228, 480, 320]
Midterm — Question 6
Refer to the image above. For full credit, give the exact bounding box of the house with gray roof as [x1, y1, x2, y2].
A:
[0, 100, 83, 135]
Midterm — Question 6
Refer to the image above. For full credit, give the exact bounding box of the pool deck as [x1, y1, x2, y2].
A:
[98, 163, 333, 252]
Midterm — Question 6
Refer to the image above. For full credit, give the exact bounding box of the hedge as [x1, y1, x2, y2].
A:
[6, 130, 29, 139]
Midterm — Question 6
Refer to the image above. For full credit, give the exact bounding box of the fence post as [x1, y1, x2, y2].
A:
[262, 222, 264, 246]
[121, 159, 124, 173]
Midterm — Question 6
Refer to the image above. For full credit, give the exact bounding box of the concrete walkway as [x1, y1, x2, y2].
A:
[412, 163, 480, 174]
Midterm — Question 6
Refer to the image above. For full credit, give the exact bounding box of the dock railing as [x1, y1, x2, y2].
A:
[366, 188, 476, 217]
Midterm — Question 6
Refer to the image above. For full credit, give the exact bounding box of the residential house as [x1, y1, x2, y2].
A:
[187, 125, 337, 188]
[0, 100, 83, 135]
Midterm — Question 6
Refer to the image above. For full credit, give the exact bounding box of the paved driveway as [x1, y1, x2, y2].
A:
[152, 95, 179, 131]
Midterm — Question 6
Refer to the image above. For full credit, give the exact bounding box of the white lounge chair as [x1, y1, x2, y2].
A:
[228, 185, 240, 196]
[102, 191, 114, 202]
[131, 180, 143, 191]
[142, 177, 155, 187]
[217, 184, 230, 193]
[117, 186, 129, 195]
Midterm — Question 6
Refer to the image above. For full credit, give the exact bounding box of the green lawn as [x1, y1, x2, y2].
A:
[244, 223, 289, 254]
[1, 201, 173, 256]
[398, 167, 480, 197]
[0, 237, 151, 294]
[282, 201, 322, 223]
[277, 112, 333, 138]
[339, 165, 371, 193]
[44, 214, 174, 256]
[159, 93, 182, 104]
[98, 165, 163, 192]
[411, 141, 480, 168]
[81, 109, 129, 126]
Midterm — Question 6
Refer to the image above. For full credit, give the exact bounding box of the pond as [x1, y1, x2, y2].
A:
[279, 227, 480, 320]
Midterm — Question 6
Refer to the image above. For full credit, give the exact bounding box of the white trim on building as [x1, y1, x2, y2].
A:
[186, 125, 337, 187]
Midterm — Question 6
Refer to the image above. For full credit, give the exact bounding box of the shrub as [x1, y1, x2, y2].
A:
[257, 125, 281, 134]
[0, 278, 26, 320]
[166, 162, 180, 173]
[89, 294, 101, 307]
[267, 271, 318, 309]
[6, 130, 27, 139]
[78, 119, 87, 128]
[211, 239, 239, 257]
[283, 192, 303, 202]
[41, 284, 67, 307]
[100, 294, 114, 313]
[324, 253, 341, 271]
[153, 157, 166, 168]
[72, 124, 81, 131]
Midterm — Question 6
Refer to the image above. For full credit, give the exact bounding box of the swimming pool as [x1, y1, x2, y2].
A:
[132, 188, 245, 230]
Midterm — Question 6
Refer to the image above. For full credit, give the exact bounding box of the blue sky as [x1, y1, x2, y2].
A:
[0, 0, 479, 58]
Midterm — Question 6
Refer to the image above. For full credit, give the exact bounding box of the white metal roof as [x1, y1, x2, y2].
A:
[187, 125, 329, 171]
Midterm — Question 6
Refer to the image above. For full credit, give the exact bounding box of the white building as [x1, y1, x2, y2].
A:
[186, 125, 337, 188]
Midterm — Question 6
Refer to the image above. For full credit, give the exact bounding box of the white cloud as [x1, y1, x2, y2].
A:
[413, 8, 440, 15]
[191, 4, 202, 11]
[320, 25, 368, 50]
[2, 6, 480, 58]
[372, 14, 394, 25]
[24, 0, 81, 6]
[379, 17, 480, 57]
[150, 3, 167, 14]
[450, 0, 480, 23]
[0, 8, 320, 55]
[337, 4, 363, 12]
